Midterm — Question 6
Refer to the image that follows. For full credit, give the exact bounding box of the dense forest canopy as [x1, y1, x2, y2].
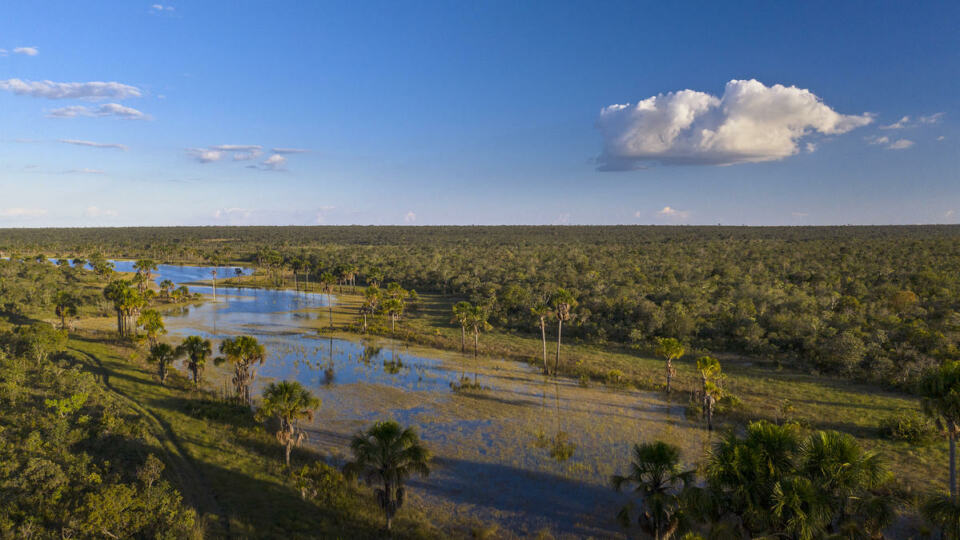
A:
[3, 225, 959, 389]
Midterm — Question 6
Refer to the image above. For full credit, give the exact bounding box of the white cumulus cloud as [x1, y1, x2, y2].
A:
[13, 46, 38, 56]
[0, 79, 141, 100]
[596, 79, 873, 170]
[48, 103, 148, 120]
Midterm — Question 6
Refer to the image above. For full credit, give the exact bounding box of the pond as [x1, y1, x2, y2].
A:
[132, 262, 709, 538]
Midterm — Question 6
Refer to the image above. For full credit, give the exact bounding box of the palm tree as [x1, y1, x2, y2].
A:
[159, 279, 175, 300]
[695, 355, 722, 430]
[320, 271, 336, 328]
[451, 301, 472, 353]
[178, 335, 212, 387]
[611, 441, 694, 540]
[466, 304, 492, 357]
[921, 360, 960, 501]
[137, 309, 166, 347]
[53, 291, 79, 331]
[217, 335, 267, 405]
[655, 337, 685, 393]
[923, 495, 960, 540]
[550, 288, 577, 375]
[133, 259, 158, 294]
[383, 297, 404, 332]
[531, 301, 551, 375]
[258, 381, 320, 466]
[234, 267, 243, 285]
[148, 342, 177, 385]
[345, 421, 431, 531]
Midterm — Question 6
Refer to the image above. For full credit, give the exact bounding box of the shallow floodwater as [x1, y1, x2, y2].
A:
[140, 263, 708, 538]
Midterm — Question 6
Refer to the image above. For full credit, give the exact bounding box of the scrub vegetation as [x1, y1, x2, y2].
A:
[2, 224, 960, 537]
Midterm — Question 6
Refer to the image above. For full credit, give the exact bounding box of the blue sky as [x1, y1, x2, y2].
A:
[0, 1, 957, 226]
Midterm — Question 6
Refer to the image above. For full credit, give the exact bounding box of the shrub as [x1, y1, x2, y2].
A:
[878, 411, 936, 445]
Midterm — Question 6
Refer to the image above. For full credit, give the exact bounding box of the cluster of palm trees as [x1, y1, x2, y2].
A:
[451, 301, 492, 357]
[360, 282, 416, 332]
[527, 288, 576, 375]
[102, 260, 193, 338]
[613, 422, 891, 539]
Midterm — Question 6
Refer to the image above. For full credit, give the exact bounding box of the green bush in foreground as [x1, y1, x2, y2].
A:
[878, 411, 938, 445]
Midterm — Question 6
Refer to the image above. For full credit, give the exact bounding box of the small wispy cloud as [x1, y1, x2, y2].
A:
[48, 103, 149, 120]
[13, 46, 38, 56]
[888, 139, 914, 150]
[84, 206, 118, 218]
[919, 112, 945, 124]
[64, 168, 106, 175]
[150, 4, 175, 13]
[656, 206, 691, 219]
[59, 139, 128, 151]
[0, 207, 47, 218]
[880, 116, 910, 130]
[0, 79, 141, 100]
[866, 135, 890, 145]
[403, 211, 417, 224]
[792, 211, 809, 218]
[189, 144, 262, 163]
[271, 147, 310, 154]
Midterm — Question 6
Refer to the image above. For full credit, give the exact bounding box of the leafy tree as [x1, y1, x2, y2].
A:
[133, 259, 157, 294]
[345, 421, 430, 531]
[178, 335, 212, 387]
[53, 290, 79, 331]
[383, 297, 404, 332]
[611, 441, 694, 540]
[217, 335, 266, 405]
[14, 322, 67, 364]
[655, 337, 685, 393]
[257, 380, 320, 465]
[148, 342, 177, 385]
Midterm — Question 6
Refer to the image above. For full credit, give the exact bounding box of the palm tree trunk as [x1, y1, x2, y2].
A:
[666, 359, 673, 393]
[460, 325, 465, 353]
[285, 441, 292, 466]
[951, 431, 957, 501]
[540, 318, 548, 375]
[554, 320, 563, 375]
[474, 328, 479, 357]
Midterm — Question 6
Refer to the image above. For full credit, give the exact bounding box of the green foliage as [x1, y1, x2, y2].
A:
[0, 331, 197, 538]
[878, 411, 937, 444]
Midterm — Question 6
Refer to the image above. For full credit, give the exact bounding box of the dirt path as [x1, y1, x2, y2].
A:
[70, 346, 230, 535]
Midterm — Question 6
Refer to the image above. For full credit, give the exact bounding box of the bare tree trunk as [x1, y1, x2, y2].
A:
[666, 359, 673, 393]
[554, 320, 563, 375]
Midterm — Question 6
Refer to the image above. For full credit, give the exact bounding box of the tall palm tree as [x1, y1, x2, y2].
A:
[531, 301, 551, 375]
[345, 421, 431, 531]
[258, 381, 320, 466]
[920, 360, 960, 501]
[611, 441, 694, 540]
[550, 288, 576, 375]
[383, 298, 404, 332]
[53, 290, 79, 331]
[217, 335, 267, 405]
[695, 355, 722, 430]
[320, 271, 336, 328]
[148, 342, 177, 385]
[178, 335, 212, 387]
[466, 304, 492, 357]
[655, 337, 685, 393]
[451, 301, 472, 353]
